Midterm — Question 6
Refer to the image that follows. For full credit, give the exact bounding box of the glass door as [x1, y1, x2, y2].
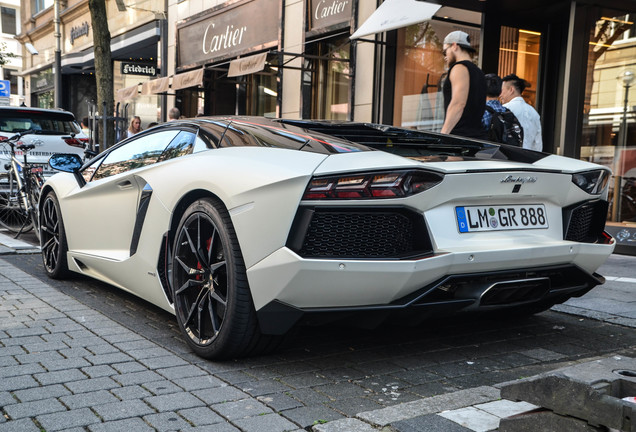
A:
[498, 26, 542, 108]
[580, 12, 636, 244]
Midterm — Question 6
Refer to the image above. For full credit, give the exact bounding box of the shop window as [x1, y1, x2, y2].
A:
[308, 34, 350, 120]
[498, 27, 541, 107]
[581, 13, 636, 229]
[393, 14, 480, 132]
[1, 7, 16, 35]
[37, 90, 54, 109]
[4, 69, 19, 95]
[246, 71, 277, 118]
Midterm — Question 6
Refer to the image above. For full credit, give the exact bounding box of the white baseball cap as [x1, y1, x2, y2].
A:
[443, 30, 475, 51]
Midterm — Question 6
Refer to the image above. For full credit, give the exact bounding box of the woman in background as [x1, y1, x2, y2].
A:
[127, 116, 142, 138]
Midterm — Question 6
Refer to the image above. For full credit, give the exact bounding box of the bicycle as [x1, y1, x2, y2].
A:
[0, 130, 45, 241]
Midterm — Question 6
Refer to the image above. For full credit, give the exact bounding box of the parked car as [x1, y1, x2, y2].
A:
[40, 116, 615, 359]
[0, 106, 87, 178]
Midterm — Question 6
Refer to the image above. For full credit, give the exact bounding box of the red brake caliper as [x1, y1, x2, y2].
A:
[195, 237, 213, 280]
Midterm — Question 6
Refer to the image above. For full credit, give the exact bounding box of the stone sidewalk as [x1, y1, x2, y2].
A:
[1, 231, 635, 431]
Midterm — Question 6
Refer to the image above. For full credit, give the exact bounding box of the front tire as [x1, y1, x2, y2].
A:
[172, 198, 264, 359]
[40, 191, 70, 279]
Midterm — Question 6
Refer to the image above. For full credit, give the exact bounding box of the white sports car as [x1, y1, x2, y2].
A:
[40, 117, 615, 359]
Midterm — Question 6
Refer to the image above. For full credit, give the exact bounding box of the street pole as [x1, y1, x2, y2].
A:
[160, 6, 168, 123]
[612, 70, 634, 222]
[54, 0, 62, 109]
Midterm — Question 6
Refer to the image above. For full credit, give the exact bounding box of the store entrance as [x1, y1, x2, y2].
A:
[498, 26, 542, 108]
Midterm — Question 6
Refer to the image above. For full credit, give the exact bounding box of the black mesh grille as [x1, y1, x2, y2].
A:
[292, 208, 431, 259]
[564, 200, 608, 243]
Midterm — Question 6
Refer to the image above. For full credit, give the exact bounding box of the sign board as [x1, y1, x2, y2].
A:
[0, 80, 10, 97]
[177, 0, 279, 68]
[308, 0, 353, 32]
[121, 62, 157, 76]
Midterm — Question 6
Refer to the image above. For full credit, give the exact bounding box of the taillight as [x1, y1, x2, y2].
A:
[303, 170, 443, 200]
[0, 136, 7, 141]
[571, 170, 610, 194]
[64, 137, 86, 148]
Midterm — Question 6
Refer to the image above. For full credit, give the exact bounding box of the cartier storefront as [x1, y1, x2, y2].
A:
[175, 0, 281, 117]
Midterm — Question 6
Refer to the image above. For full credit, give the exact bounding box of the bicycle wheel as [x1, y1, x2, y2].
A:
[0, 168, 33, 234]
[27, 172, 43, 241]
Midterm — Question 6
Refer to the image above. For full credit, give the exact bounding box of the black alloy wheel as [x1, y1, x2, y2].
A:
[40, 191, 70, 279]
[172, 198, 261, 359]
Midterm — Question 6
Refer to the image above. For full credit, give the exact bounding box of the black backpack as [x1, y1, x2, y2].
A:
[485, 106, 524, 147]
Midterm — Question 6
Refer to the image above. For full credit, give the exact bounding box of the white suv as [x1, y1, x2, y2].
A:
[0, 106, 87, 177]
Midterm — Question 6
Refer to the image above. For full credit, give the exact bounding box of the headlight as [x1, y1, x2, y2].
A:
[303, 170, 444, 200]
[572, 170, 610, 194]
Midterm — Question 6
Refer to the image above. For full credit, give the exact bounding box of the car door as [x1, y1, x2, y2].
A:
[63, 129, 181, 260]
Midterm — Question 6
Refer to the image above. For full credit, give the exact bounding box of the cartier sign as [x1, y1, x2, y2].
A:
[309, 0, 352, 32]
[177, 0, 280, 68]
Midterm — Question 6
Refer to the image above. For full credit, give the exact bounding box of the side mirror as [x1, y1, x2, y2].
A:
[48, 153, 86, 187]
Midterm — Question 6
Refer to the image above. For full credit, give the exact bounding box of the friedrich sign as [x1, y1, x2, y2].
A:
[70, 22, 89, 45]
[177, 0, 279, 68]
[121, 62, 157, 77]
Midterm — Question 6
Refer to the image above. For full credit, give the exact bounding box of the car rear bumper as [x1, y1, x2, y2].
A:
[247, 241, 614, 334]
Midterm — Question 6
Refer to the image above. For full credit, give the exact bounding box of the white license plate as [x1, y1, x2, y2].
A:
[455, 204, 548, 233]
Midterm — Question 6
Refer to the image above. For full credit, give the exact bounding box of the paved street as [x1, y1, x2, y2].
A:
[0, 231, 635, 431]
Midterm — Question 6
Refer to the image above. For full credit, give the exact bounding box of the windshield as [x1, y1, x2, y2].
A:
[0, 111, 81, 135]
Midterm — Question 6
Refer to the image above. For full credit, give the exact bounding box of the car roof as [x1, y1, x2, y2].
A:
[0, 106, 77, 119]
[144, 116, 371, 154]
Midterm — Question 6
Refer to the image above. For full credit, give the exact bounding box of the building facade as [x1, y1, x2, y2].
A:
[15, 0, 636, 252]
[17, 0, 165, 126]
[0, 0, 21, 106]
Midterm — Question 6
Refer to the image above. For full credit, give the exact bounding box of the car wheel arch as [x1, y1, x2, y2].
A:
[38, 184, 55, 215]
[158, 189, 230, 304]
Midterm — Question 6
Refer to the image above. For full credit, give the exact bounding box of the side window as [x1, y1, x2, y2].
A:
[82, 156, 104, 183]
[92, 130, 179, 181]
[193, 136, 209, 153]
[158, 131, 196, 162]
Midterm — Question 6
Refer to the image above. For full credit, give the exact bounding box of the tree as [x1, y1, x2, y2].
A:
[0, 42, 16, 66]
[88, 0, 115, 149]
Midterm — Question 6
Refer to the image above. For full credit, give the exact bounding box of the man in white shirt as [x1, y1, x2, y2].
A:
[500, 74, 543, 152]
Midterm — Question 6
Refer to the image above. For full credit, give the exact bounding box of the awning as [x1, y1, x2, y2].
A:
[141, 76, 171, 95]
[350, 0, 442, 40]
[228, 52, 268, 78]
[172, 68, 204, 90]
[61, 21, 161, 74]
[116, 84, 139, 102]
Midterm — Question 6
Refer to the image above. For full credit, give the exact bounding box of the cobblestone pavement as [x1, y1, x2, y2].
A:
[1, 243, 635, 431]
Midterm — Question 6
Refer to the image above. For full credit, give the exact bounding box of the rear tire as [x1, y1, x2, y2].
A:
[40, 191, 70, 279]
[171, 198, 276, 359]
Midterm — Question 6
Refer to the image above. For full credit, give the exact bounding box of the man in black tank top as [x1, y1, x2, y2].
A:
[441, 31, 487, 139]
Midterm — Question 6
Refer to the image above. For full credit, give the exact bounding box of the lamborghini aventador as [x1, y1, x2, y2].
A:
[40, 116, 615, 359]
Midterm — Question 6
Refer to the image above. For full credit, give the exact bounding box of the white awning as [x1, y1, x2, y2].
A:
[141, 76, 171, 95]
[172, 68, 204, 90]
[228, 52, 268, 78]
[350, 0, 442, 40]
[116, 84, 139, 102]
